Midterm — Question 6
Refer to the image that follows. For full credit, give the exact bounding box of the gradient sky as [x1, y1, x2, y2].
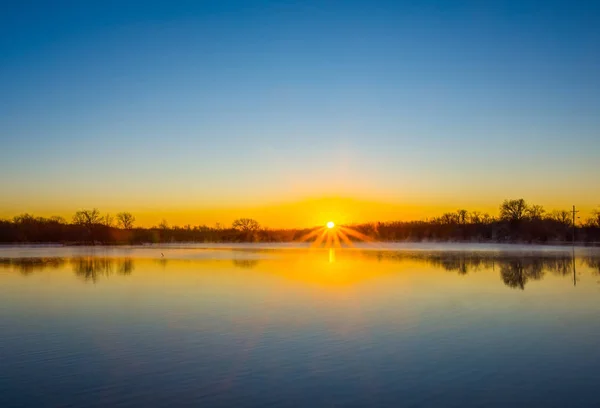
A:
[1, 0, 599, 227]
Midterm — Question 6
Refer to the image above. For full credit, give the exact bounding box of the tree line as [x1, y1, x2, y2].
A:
[1, 199, 599, 244]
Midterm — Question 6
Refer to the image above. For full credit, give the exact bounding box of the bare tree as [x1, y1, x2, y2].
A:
[49, 216, 66, 224]
[550, 210, 572, 226]
[470, 211, 482, 224]
[481, 213, 494, 224]
[440, 212, 458, 225]
[456, 209, 469, 224]
[196, 224, 211, 232]
[500, 199, 529, 222]
[103, 213, 114, 227]
[232, 218, 260, 233]
[13, 213, 35, 224]
[585, 209, 600, 228]
[159, 219, 169, 230]
[73, 209, 102, 227]
[526, 205, 545, 220]
[116, 212, 136, 229]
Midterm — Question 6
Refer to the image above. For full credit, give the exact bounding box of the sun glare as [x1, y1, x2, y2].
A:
[298, 219, 373, 248]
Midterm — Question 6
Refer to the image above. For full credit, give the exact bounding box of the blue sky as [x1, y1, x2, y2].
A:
[1, 1, 599, 225]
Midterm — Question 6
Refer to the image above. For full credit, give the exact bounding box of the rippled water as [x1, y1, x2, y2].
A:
[1, 244, 599, 407]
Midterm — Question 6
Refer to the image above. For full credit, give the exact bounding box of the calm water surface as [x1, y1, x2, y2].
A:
[1, 244, 599, 407]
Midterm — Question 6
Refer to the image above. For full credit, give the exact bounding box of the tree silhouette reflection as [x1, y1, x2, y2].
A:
[0, 257, 67, 275]
[71, 257, 134, 282]
[583, 256, 600, 275]
[362, 251, 578, 289]
[1, 250, 599, 289]
[499, 259, 544, 290]
[232, 258, 260, 269]
[117, 259, 134, 275]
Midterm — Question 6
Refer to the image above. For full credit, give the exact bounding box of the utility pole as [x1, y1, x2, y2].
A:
[572, 247, 577, 287]
[572, 205, 578, 246]
[572, 205, 578, 286]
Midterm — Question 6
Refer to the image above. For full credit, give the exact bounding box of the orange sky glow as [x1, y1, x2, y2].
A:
[1, 195, 597, 229]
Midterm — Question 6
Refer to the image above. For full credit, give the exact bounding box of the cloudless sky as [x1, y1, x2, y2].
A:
[1, 0, 599, 227]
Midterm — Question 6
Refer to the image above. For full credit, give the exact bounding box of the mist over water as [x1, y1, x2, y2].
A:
[1, 244, 599, 407]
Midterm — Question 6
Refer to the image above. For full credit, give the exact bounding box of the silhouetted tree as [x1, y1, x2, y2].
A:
[50, 216, 66, 224]
[440, 212, 458, 225]
[457, 209, 469, 224]
[481, 213, 494, 224]
[527, 205, 545, 220]
[102, 213, 114, 227]
[500, 199, 528, 222]
[470, 211, 482, 224]
[73, 209, 102, 227]
[232, 218, 261, 241]
[71, 209, 103, 242]
[550, 210, 572, 226]
[232, 218, 260, 233]
[116, 212, 135, 229]
[13, 213, 35, 224]
[585, 209, 600, 228]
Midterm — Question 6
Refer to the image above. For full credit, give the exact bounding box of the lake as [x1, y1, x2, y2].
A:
[1, 243, 599, 407]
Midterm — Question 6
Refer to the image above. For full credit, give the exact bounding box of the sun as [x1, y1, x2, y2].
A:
[297, 220, 373, 247]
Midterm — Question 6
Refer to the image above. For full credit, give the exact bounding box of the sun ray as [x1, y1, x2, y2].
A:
[298, 227, 325, 242]
[295, 221, 377, 248]
[312, 229, 328, 248]
[332, 230, 342, 248]
[325, 230, 333, 248]
[339, 226, 375, 243]
[337, 230, 354, 247]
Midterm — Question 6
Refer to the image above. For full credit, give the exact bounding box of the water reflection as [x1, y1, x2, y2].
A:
[1, 250, 599, 289]
[362, 251, 585, 288]
[499, 259, 544, 289]
[0, 257, 134, 282]
[583, 256, 600, 275]
[72, 257, 134, 282]
[0, 257, 67, 275]
[118, 259, 134, 275]
[155, 257, 169, 268]
[232, 259, 259, 269]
